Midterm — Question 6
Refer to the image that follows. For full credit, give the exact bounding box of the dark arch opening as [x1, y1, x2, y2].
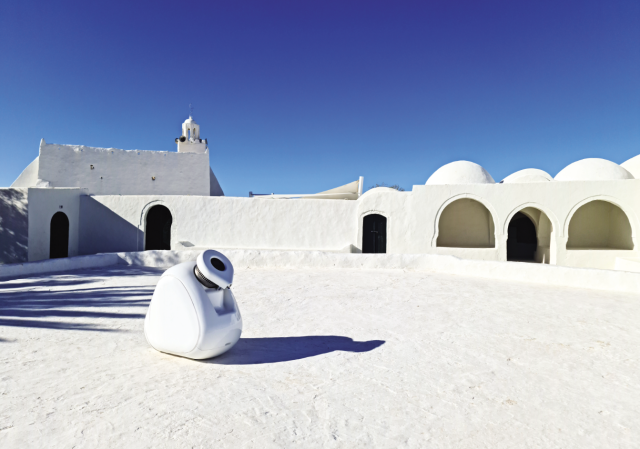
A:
[362, 214, 387, 253]
[507, 212, 537, 261]
[50, 212, 69, 259]
[145, 205, 172, 250]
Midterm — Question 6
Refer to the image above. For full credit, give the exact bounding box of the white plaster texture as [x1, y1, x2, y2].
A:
[27, 188, 84, 262]
[116, 249, 640, 294]
[501, 168, 553, 183]
[78, 175, 640, 270]
[0, 266, 639, 447]
[614, 257, 640, 273]
[426, 161, 495, 185]
[0, 189, 29, 264]
[15, 140, 219, 196]
[621, 154, 640, 178]
[555, 158, 634, 181]
[82, 195, 357, 254]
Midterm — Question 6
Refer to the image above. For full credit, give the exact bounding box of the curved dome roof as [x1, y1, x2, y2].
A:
[360, 186, 403, 198]
[621, 154, 640, 179]
[426, 161, 495, 185]
[501, 168, 553, 184]
[555, 158, 634, 181]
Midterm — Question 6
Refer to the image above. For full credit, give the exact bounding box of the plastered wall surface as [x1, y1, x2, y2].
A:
[355, 179, 640, 268]
[28, 188, 84, 262]
[0, 188, 29, 264]
[567, 200, 633, 249]
[76, 178, 640, 270]
[36, 142, 212, 196]
[80, 195, 358, 255]
[116, 249, 640, 294]
[436, 198, 495, 248]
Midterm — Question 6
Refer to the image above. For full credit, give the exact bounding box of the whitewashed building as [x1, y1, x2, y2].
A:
[1, 115, 639, 272]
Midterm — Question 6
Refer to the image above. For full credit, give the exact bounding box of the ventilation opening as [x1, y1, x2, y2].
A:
[211, 258, 226, 271]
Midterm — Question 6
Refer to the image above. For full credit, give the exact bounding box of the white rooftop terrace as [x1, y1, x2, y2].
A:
[1, 263, 639, 447]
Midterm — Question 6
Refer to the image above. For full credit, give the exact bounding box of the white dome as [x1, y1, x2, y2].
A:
[555, 158, 634, 181]
[501, 168, 553, 184]
[621, 154, 640, 179]
[426, 161, 495, 185]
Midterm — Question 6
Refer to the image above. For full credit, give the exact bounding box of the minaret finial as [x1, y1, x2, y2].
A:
[189, 103, 193, 119]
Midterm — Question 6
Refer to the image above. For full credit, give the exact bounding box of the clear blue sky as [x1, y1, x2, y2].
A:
[1, 0, 638, 196]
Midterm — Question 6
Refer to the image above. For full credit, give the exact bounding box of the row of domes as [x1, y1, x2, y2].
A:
[425, 155, 640, 185]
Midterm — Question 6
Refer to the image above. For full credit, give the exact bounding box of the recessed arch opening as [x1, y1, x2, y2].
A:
[145, 205, 173, 250]
[362, 214, 387, 253]
[507, 207, 553, 263]
[436, 199, 495, 248]
[50, 211, 69, 259]
[567, 200, 633, 250]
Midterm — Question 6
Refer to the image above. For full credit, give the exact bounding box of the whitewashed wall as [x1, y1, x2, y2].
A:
[354, 180, 640, 269]
[28, 188, 84, 262]
[80, 195, 358, 255]
[23, 141, 216, 196]
[0, 188, 29, 264]
[74, 179, 640, 270]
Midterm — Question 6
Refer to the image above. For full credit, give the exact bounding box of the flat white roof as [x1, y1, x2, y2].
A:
[1, 266, 638, 446]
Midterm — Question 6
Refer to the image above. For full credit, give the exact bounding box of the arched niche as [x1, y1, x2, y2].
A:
[362, 214, 387, 253]
[145, 205, 173, 250]
[567, 200, 633, 250]
[507, 207, 554, 263]
[50, 211, 69, 259]
[436, 198, 495, 248]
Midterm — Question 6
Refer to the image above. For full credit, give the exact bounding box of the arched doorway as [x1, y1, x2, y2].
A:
[567, 200, 633, 249]
[507, 212, 537, 261]
[50, 212, 69, 259]
[506, 208, 554, 263]
[363, 214, 387, 253]
[437, 199, 495, 248]
[145, 205, 172, 250]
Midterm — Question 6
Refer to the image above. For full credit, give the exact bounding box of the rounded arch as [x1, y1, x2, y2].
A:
[563, 195, 638, 241]
[358, 209, 389, 253]
[565, 197, 635, 250]
[502, 203, 559, 236]
[503, 203, 557, 264]
[143, 203, 173, 251]
[50, 211, 69, 259]
[432, 194, 498, 248]
[433, 194, 498, 248]
[362, 213, 387, 253]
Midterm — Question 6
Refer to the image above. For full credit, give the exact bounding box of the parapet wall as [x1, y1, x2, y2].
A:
[2, 248, 639, 294]
[118, 249, 640, 295]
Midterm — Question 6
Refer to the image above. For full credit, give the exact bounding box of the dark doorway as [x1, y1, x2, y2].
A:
[145, 205, 172, 250]
[362, 214, 387, 253]
[50, 212, 69, 259]
[507, 212, 537, 261]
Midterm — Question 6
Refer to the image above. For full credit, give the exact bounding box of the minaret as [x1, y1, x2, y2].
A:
[175, 115, 208, 153]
